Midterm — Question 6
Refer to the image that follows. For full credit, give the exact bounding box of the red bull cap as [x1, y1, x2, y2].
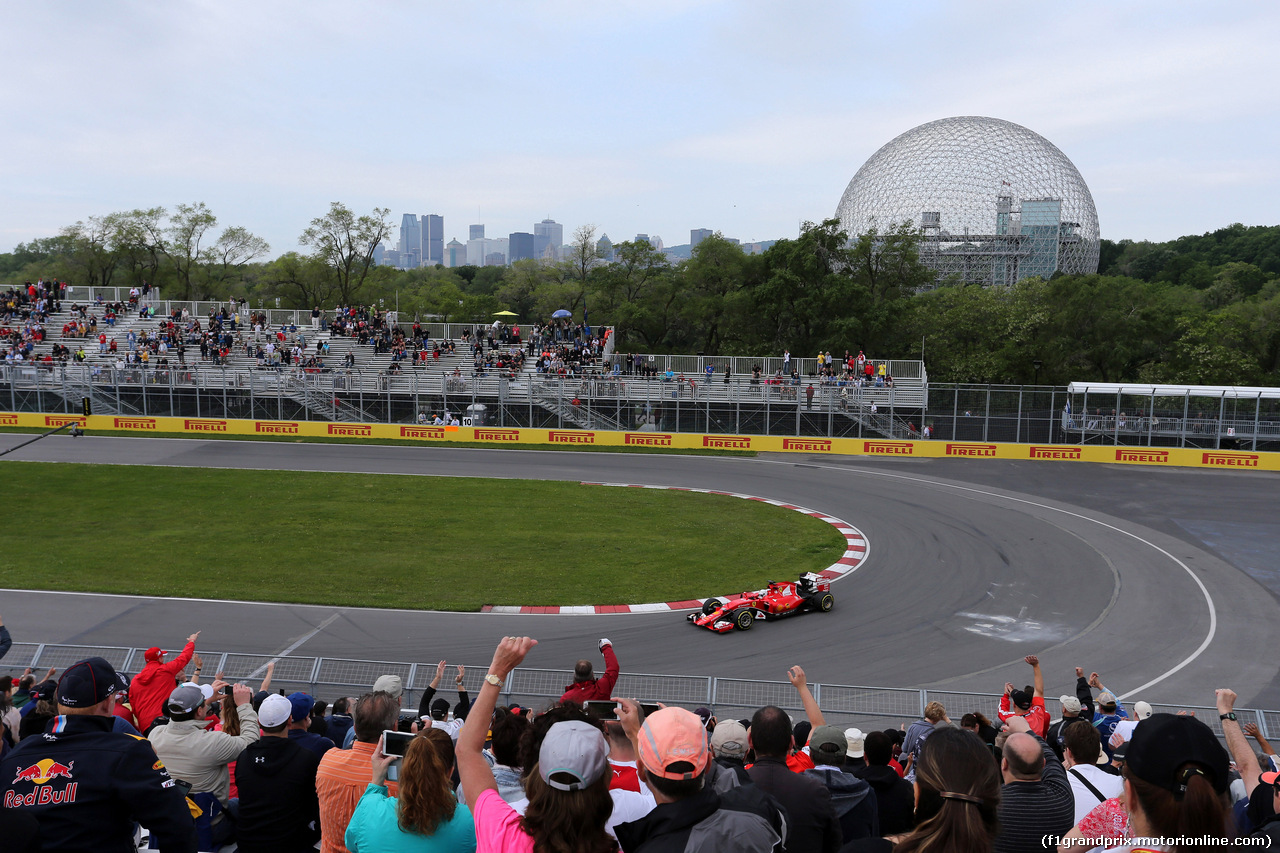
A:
[57, 658, 120, 708]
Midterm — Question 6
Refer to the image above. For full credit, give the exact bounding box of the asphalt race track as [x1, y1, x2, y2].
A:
[3, 434, 1280, 710]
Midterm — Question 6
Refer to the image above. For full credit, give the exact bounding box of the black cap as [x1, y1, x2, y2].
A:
[431, 698, 450, 718]
[1125, 714, 1229, 795]
[33, 680, 57, 703]
[57, 657, 121, 708]
[1010, 689, 1033, 710]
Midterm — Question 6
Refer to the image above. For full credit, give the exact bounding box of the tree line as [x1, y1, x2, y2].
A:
[2, 206, 1277, 386]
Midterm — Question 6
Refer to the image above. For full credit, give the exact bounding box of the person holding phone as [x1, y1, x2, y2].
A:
[345, 728, 476, 852]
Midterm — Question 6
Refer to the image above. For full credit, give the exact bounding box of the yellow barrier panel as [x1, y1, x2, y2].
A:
[3, 412, 1278, 472]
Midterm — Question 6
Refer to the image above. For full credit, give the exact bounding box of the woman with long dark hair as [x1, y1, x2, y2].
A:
[346, 726, 476, 852]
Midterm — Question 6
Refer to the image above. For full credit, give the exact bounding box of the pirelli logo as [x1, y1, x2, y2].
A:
[782, 438, 832, 452]
[45, 415, 85, 427]
[549, 430, 595, 444]
[0, 413, 19, 426]
[255, 421, 299, 434]
[1116, 449, 1169, 464]
[625, 433, 672, 446]
[328, 424, 371, 437]
[184, 419, 228, 432]
[703, 435, 752, 449]
[946, 443, 997, 457]
[1030, 446, 1082, 460]
[1202, 452, 1259, 468]
[113, 417, 157, 430]
[475, 428, 520, 441]
[864, 440, 913, 455]
[400, 426, 446, 440]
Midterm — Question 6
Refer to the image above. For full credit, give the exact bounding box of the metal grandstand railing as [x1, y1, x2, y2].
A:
[7, 642, 1272, 739]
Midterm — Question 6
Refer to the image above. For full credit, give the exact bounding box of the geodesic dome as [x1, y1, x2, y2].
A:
[836, 116, 1100, 285]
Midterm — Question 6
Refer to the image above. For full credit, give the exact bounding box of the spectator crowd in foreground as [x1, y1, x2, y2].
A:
[0, 626, 1276, 853]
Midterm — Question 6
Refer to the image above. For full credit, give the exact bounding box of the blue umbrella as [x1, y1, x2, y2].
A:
[551, 309, 572, 319]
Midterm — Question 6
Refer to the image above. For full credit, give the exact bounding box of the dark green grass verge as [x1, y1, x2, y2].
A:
[0, 462, 844, 610]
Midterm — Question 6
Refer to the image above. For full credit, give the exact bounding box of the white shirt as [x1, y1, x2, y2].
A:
[509, 784, 656, 838]
[1067, 763, 1124, 825]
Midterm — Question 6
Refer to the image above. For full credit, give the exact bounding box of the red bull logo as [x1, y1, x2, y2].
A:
[624, 433, 672, 446]
[782, 438, 832, 452]
[549, 430, 595, 444]
[703, 435, 752, 449]
[1202, 452, 1259, 468]
[1030, 446, 1082, 460]
[11, 759, 74, 786]
[327, 424, 371, 437]
[945, 443, 997, 457]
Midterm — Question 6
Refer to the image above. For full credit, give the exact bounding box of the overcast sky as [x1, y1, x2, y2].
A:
[2, 1, 1276, 258]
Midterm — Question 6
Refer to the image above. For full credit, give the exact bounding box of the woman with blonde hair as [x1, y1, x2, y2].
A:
[346, 726, 476, 852]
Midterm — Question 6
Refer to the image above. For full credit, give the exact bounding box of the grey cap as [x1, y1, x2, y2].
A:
[710, 719, 748, 758]
[808, 725, 848, 761]
[165, 684, 207, 716]
[373, 675, 403, 698]
[539, 720, 610, 791]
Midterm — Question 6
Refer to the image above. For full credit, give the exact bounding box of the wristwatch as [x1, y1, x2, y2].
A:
[1220, 712, 1237, 721]
[485, 674, 503, 687]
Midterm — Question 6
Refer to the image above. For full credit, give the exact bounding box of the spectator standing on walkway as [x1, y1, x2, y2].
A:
[235, 693, 322, 853]
[901, 701, 950, 781]
[993, 714, 1074, 853]
[803, 724, 878, 843]
[748, 704, 842, 853]
[560, 638, 620, 705]
[853, 730, 915, 837]
[131, 631, 200, 731]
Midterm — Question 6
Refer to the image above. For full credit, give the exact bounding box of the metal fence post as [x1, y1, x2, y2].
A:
[309, 658, 324, 693]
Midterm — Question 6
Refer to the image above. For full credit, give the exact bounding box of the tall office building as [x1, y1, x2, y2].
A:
[421, 214, 444, 266]
[691, 228, 713, 248]
[469, 224, 485, 241]
[399, 214, 422, 268]
[508, 232, 535, 263]
[446, 239, 467, 268]
[533, 218, 563, 261]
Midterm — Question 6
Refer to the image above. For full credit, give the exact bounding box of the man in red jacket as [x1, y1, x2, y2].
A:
[129, 631, 200, 731]
[559, 638, 619, 705]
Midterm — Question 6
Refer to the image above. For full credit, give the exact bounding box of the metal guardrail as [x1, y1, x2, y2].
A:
[5, 642, 1270, 739]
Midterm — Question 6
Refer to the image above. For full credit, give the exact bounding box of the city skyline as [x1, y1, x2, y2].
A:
[1, 2, 1277, 259]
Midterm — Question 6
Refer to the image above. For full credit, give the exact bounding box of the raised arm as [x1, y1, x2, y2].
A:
[1026, 655, 1044, 700]
[459, 637, 537, 813]
[1244, 722, 1276, 757]
[1218, 688, 1261, 797]
[258, 660, 275, 694]
[788, 665, 826, 727]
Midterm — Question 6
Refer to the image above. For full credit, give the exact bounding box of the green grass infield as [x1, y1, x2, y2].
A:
[1, 462, 846, 610]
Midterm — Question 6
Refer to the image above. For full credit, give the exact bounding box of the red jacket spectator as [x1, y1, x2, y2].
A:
[129, 633, 198, 730]
[559, 640, 619, 705]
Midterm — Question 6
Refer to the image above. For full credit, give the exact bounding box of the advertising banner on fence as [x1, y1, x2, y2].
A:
[2, 412, 1276, 472]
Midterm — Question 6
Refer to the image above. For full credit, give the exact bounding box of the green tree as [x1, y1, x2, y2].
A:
[165, 202, 218, 299]
[299, 202, 392, 305]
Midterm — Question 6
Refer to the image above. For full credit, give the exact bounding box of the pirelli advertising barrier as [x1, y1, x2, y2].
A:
[3, 412, 1277, 472]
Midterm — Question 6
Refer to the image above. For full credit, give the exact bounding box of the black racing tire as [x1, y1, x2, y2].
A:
[735, 609, 755, 630]
[818, 593, 834, 612]
[702, 597, 723, 616]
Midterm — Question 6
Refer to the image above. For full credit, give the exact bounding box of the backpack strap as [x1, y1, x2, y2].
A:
[1069, 767, 1106, 803]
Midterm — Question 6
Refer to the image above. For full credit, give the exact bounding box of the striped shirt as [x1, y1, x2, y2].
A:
[316, 741, 398, 853]
[995, 734, 1075, 853]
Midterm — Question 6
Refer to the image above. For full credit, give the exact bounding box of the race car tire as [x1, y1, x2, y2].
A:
[735, 609, 754, 630]
[818, 593, 834, 612]
[702, 597, 723, 616]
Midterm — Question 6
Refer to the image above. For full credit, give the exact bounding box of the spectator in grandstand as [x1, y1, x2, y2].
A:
[602, 718, 642, 793]
[1110, 699, 1152, 746]
[309, 698, 330, 739]
[342, 675, 404, 749]
[131, 630, 200, 731]
[234, 693, 322, 853]
[1119, 709, 1233, 852]
[560, 637, 620, 705]
[614, 700, 787, 853]
[1046, 667, 1095, 761]
[901, 700, 950, 781]
[855, 726, 1000, 853]
[997, 654, 1048, 737]
[457, 636, 619, 853]
[17, 679, 56, 740]
[318, 690, 400, 853]
[1, 657, 198, 853]
[803, 724, 878, 843]
[1062, 720, 1123, 824]
[327, 696, 355, 748]
[346, 727, 476, 852]
[483, 707, 528, 804]
[416, 661, 470, 739]
[287, 692, 335, 758]
[710, 718, 751, 782]
[1087, 671, 1129, 757]
[843, 727, 867, 770]
[993, 713, 1074, 853]
[149, 680, 261, 845]
[748, 704, 842, 852]
[852, 730, 915, 837]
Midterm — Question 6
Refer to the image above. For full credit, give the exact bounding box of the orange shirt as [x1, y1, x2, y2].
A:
[315, 741, 398, 853]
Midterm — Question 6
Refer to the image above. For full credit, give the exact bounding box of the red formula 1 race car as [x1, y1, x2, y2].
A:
[687, 572, 834, 633]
